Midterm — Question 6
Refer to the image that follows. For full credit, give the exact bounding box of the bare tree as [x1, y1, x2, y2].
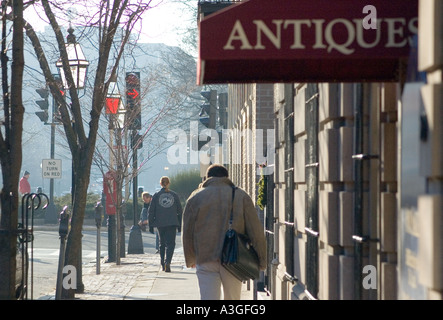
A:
[0, 0, 25, 300]
[92, 43, 201, 263]
[22, 0, 154, 299]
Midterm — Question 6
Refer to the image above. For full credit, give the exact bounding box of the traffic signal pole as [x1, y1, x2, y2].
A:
[35, 80, 60, 224]
[35, 88, 49, 123]
[44, 91, 58, 224]
[128, 130, 144, 254]
[208, 90, 217, 130]
[126, 72, 144, 254]
[199, 90, 217, 171]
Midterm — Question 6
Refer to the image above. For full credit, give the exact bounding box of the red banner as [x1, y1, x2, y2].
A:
[103, 171, 116, 215]
[105, 97, 119, 114]
[198, 0, 418, 84]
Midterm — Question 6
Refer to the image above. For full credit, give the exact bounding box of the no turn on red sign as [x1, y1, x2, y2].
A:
[42, 159, 62, 179]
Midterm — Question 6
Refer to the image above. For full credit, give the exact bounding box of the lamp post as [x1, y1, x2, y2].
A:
[56, 26, 89, 90]
[44, 74, 64, 225]
[105, 76, 126, 262]
[56, 25, 89, 294]
[126, 72, 144, 254]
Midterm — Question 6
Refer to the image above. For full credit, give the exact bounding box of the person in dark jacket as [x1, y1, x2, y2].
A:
[148, 176, 182, 272]
[138, 192, 152, 232]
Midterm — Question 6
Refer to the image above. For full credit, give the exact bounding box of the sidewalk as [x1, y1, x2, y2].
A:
[41, 248, 257, 300]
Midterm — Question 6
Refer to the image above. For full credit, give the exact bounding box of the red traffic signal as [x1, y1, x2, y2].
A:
[127, 88, 139, 99]
[125, 72, 141, 130]
[126, 73, 140, 99]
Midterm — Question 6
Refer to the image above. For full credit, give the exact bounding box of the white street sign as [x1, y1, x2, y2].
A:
[42, 159, 62, 179]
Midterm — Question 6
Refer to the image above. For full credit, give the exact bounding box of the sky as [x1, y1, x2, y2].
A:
[23, 0, 195, 48]
[139, 0, 195, 46]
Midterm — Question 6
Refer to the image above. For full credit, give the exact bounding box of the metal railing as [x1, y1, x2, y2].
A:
[18, 193, 49, 300]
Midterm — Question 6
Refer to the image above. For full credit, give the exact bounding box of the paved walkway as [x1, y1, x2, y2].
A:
[40, 248, 256, 300]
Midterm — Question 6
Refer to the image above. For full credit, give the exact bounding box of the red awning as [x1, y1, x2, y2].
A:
[198, 0, 418, 84]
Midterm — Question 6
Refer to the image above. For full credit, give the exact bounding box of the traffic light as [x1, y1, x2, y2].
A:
[199, 136, 211, 151]
[35, 111, 48, 122]
[35, 88, 49, 123]
[218, 92, 228, 128]
[190, 134, 211, 151]
[131, 132, 143, 150]
[199, 90, 217, 129]
[126, 72, 141, 130]
[53, 75, 65, 124]
[137, 186, 144, 198]
[199, 105, 210, 127]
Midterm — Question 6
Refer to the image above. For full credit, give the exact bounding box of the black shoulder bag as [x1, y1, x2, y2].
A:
[221, 186, 260, 282]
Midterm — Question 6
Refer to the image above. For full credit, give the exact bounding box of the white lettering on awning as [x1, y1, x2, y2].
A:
[222, 17, 418, 55]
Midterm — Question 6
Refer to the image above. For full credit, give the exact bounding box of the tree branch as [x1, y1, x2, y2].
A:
[22, 16, 78, 156]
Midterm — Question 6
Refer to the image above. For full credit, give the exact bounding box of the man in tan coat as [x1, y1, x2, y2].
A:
[182, 164, 266, 300]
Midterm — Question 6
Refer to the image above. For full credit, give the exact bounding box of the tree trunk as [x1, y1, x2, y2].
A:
[21, 0, 149, 299]
[0, 191, 19, 299]
[115, 176, 124, 265]
[0, 0, 24, 300]
[61, 149, 93, 299]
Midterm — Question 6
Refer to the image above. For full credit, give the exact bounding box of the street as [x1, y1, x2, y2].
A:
[28, 227, 161, 299]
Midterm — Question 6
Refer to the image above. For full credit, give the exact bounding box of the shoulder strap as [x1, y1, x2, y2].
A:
[229, 186, 237, 230]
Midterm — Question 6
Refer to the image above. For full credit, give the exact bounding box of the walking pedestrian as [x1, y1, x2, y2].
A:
[19, 170, 31, 196]
[139, 191, 160, 252]
[182, 164, 267, 300]
[138, 192, 152, 232]
[154, 228, 160, 254]
[148, 176, 182, 272]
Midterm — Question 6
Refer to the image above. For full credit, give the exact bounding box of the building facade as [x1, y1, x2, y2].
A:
[271, 82, 400, 300]
[206, 0, 442, 300]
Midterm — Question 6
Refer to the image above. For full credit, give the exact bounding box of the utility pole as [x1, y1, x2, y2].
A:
[44, 75, 64, 224]
[35, 81, 60, 224]
[198, 89, 217, 171]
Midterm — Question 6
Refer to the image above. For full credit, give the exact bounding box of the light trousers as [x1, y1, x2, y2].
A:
[196, 261, 242, 300]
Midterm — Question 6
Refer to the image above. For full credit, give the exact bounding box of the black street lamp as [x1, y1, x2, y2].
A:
[55, 25, 89, 295]
[105, 76, 127, 262]
[56, 25, 89, 207]
[56, 26, 89, 90]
